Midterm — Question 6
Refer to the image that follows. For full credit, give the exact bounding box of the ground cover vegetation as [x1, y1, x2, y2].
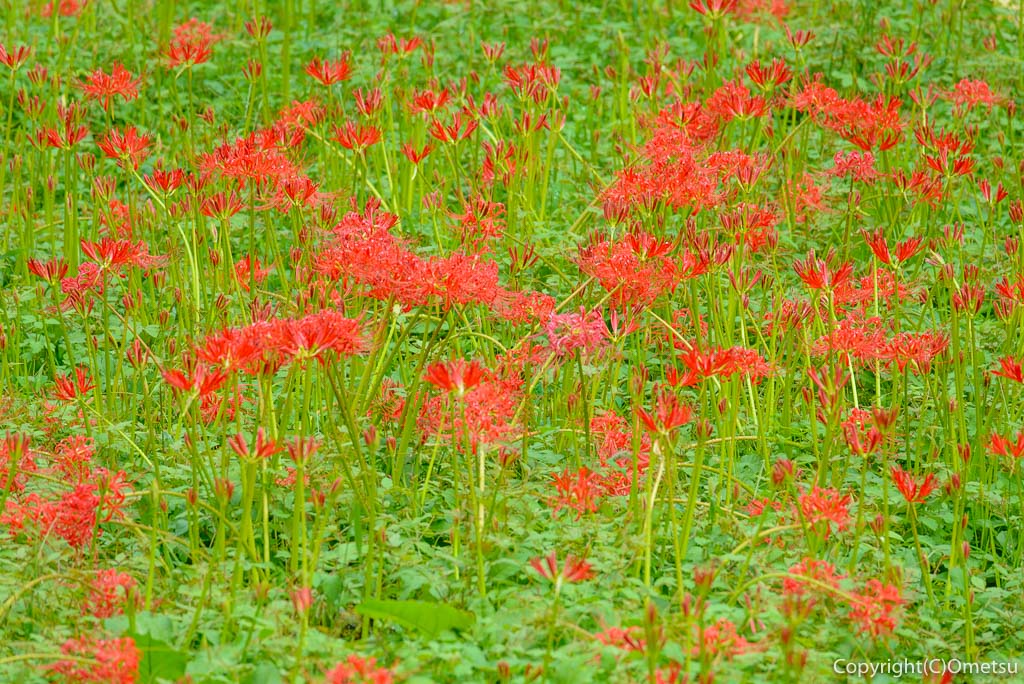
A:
[2, 0, 1024, 681]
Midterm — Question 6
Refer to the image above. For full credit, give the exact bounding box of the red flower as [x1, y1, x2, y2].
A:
[0, 43, 30, 71]
[797, 486, 851, 537]
[529, 550, 594, 585]
[97, 127, 151, 169]
[80, 238, 158, 271]
[27, 257, 69, 283]
[162, 363, 227, 397]
[423, 359, 487, 395]
[166, 18, 219, 67]
[429, 111, 478, 144]
[987, 431, 1024, 459]
[305, 54, 353, 85]
[79, 62, 141, 110]
[333, 121, 382, 152]
[227, 428, 281, 461]
[268, 311, 367, 365]
[783, 557, 845, 596]
[50, 636, 140, 684]
[550, 467, 602, 519]
[84, 569, 137, 618]
[325, 655, 395, 684]
[992, 355, 1024, 383]
[400, 141, 434, 164]
[635, 390, 693, 434]
[793, 249, 853, 292]
[848, 579, 903, 637]
[891, 465, 938, 504]
[54, 367, 95, 402]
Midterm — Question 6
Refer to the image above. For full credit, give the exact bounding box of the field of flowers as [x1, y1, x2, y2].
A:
[2, 0, 1024, 681]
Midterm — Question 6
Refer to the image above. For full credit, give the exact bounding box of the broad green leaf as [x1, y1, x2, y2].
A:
[354, 599, 475, 639]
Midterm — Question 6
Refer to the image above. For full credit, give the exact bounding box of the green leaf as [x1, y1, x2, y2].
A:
[354, 599, 475, 639]
[117, 613, 189, 683]
[130, 631, 188, 682]
[244, 662, 283, 684]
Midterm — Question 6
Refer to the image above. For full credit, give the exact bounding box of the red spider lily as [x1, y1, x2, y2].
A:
[503, 62, 561, 103]
[689, 0, 738, 19]
[400, 142, 434, 165]
[80, 237, 156, 271]
[410, 87, 451, 115]
[377, 32, 423, 58]
[33, 479, 112, 548]
[93, 467, 131, 523]
[797, 486, 851, 537]
[481, 41, 505, 63]
[891, 465, 938, 504]
[848, 579, 904, 638]
[268, 311, 367, 364]
[162, 363, 228, 397]
[674, 345, 772, 385]
[233, 255, 270, 291]
[79, 62, 141, 110]
[166, 18, 218, 67]
[793, 249, 854, 291]
[305, 54, 353, 85]
[53, 435, 94, 483]
[417, 371, 521, 451]
[423, 359, 487, 395]
[50, 636, 140, 684]
[193, 327, 264, 374]
[879, 330, 949, 374]
[352, 87, 384, 117]
[948, 78, 1004, 112]
[54, 367, 95, 402]
[285, 435, 321, 466]
[831, 150, 879, 183]
[41, 0, 87, 18]
[84, 569, 137, 619]
[0, 433, 36, 494]
[529, 550, 594, 585]
[783, 558, 845, 597]
[550, 467, 602, 519]
[691, 618, 753, 659]
[543, 307, 611, 357]
[0, 43, 30, 70]
[575, 231, 689, 308]
[41, 102, 89, 149]
[707, 79, 769, 122]
[26, 257, 69, 283]
[594, 625, 646, 652]
[244, 16, 273, 39]
[987, 431, 1024, 459]
[841, 408, 883, 456]
[333, 121, 382, 152]
[291, 586, 313, 615]
[227, 428, 281, 461]
[992, 356, 1024, 383]
[200, 191, 244, 220]
[198, 127, 299, 186]
[429, 111, 478, 144]
[144, 166, 185, 194]
[97, 126, 151, 169]
[325, 655, 395, 684]
[979, 178, 1008, 204]
[745, 57, 792, 90]
[636, 391, 693, 434]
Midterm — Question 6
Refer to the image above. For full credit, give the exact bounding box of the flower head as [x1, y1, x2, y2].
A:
[891, 465, 938, 504]
[79, 63, 141, 110]
[529, 550, 594, 588]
